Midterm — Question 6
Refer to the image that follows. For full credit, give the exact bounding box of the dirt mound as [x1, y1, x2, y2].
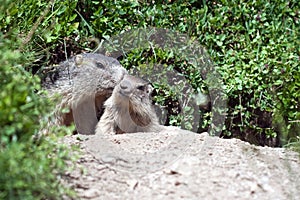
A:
[62, 129, 300, 199]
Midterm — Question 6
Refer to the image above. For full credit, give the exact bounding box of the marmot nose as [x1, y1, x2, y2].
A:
[120, 80, 131, 90]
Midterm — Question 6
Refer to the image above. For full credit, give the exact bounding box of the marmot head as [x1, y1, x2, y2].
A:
[115, 75, 153, 106]
[73, 53, 127, 90]
[112, 74, 156, 127]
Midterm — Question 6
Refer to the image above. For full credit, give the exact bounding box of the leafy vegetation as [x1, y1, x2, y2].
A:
[0, 1, 75, 199]
[200, 0, 300, 146]
[0, 0, 299, 196]
[0, 39, 74, 199]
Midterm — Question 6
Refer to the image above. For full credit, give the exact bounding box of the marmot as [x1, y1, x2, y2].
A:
[96, 74, 163, 134]
[43, 53, 127, 134]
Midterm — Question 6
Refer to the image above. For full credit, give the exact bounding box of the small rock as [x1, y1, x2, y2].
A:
[82, 188, 100, 199]
[127, 179, 138, 190]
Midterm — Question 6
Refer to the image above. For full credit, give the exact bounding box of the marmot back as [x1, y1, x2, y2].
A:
[43, 53, 127, 134]
[96, 74, 163, 134]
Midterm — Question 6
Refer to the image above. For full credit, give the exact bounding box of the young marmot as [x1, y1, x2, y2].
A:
[96, 75, 163, 134]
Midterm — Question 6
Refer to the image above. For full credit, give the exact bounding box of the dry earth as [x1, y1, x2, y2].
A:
[62, 129, 300, 200]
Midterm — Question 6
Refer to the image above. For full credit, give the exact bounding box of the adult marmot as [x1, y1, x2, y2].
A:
[43, 53, 127, 134]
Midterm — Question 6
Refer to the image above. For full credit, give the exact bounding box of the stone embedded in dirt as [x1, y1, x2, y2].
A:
[81, 189, 100, 199]
[126, 179, 139, 190]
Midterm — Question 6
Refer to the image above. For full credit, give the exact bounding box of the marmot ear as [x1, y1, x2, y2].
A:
[74, 54, 83, 66]
[146, 84, 154, 95]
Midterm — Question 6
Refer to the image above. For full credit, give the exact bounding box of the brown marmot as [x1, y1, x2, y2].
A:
[43, 53, 127, 134]
[96, 74, 163, 134]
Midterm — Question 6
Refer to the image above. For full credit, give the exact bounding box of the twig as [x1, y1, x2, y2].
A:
[239, 94, 243, 126]
[21, 0, 55, 49]
[289, 120, 300, 123]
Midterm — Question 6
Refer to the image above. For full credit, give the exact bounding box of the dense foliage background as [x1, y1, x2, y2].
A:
[0, 36, 74, 199]
[0, 0, 299, 198]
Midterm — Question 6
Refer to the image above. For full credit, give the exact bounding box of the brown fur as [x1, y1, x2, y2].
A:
[96, 75, 163, 134]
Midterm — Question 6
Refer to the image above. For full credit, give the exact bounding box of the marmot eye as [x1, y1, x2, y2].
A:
[96, 62, 105, 69]
[137, 85, 145, 91]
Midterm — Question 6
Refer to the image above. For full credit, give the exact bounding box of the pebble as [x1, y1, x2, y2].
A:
[81, 188, 100, 199]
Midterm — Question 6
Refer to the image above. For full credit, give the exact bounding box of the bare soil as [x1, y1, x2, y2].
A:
[62, 129, 300, 200]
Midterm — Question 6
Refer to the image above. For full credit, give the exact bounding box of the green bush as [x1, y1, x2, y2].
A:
[196, 0, 300, 146]
[0, 37, 74, 199]
[0, 49, 42, 145]
[0, 136, 74, 199]
[0, 2, 75, 199]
